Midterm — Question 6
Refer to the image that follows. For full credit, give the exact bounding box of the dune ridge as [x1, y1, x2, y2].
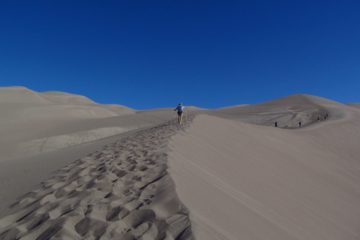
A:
[0, 87, 179, 159]
[0, 87, 358, 240]
[169, 102, 360, 240]
[212, 94, 331, 128]
[0, 87, 134, 123]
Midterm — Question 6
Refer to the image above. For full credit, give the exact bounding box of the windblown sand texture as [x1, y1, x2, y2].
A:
[0, 118, 193, 240]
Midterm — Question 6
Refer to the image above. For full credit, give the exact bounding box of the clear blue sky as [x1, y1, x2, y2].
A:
[1, 1, 359, 109]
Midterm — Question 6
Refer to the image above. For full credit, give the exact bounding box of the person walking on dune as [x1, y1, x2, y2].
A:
[174, 103, 185, 125]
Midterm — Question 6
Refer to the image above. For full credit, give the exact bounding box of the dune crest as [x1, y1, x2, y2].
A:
[212, 94, 335, 128]
[169, 103, 360, 240]
[0, 87, 358, 240]
[0, 87, 134, 124]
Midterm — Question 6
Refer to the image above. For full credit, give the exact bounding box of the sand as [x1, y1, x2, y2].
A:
[1, 87, 359, 240]
[0, 118, 194, 240]
[349, 103, 360, 109]
[0, 87, 188, 219]
[0, 86, 134, 160]
[169, 98, 360, 239]
[212, 94, 331, 128]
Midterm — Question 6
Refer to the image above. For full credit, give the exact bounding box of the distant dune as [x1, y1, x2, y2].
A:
[0, 87, 184, 220]
[0, 86, 134, 122]
[0, 87, 149, 159]
[212, 94, 334, 128]
[348, 103, 360, 109]
[0, 87, 359, 240]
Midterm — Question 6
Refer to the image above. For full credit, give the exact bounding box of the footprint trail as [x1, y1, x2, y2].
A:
[0, 116, 194, 240]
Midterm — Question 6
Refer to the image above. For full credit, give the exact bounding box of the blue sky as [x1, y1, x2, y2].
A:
[0, 1, 359, 109]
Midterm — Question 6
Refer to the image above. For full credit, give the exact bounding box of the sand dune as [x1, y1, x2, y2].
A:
[41, 91, 97, 105]
[0, 87, 193, 220]
[0, 87, 359, 240]
[349, 103, 360, 109]
[169, 101, 360, 239]
[0, 118, 193, 240]
[0, 86, 137, 158]
[212, 94, 332, 128]
[0, 87, 133, 123]
[5, 108, 194, 158]
[19, 127, 129, 154]
[0, 87, 186, 159]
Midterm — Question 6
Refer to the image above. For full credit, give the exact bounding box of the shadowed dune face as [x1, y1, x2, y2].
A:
[211, 94, 332, 128]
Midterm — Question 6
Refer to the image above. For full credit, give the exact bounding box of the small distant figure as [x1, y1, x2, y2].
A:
[274, 121, 278, 127]
[174, 103, 185, 125]
[324, 113, 328, 120]
[317, 116, 320, 121]
[298, 121, 302, 128]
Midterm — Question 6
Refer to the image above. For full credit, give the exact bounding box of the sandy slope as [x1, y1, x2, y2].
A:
[0, 87, 136, 159]
[8, 109, 181, 158]
[1, 87, 359, 240]
[169, 101, 360, 239]
[0, 87, 191, 159]
[0, 87, 192, 219]
[0, 107, 186, 217]
[0, 118, 194, 240]
[212, 94, 331, 128]
[0, 87, 133, 129]
[349, 103, 360, 109]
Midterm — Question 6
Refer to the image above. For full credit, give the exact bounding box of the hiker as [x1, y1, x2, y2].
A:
[174, 103, 185, 124]
[274, 121, 278, 127]
[299, 121, 302, 128]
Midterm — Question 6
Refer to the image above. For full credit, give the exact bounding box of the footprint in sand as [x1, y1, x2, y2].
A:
[0, 116, 194, 240]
